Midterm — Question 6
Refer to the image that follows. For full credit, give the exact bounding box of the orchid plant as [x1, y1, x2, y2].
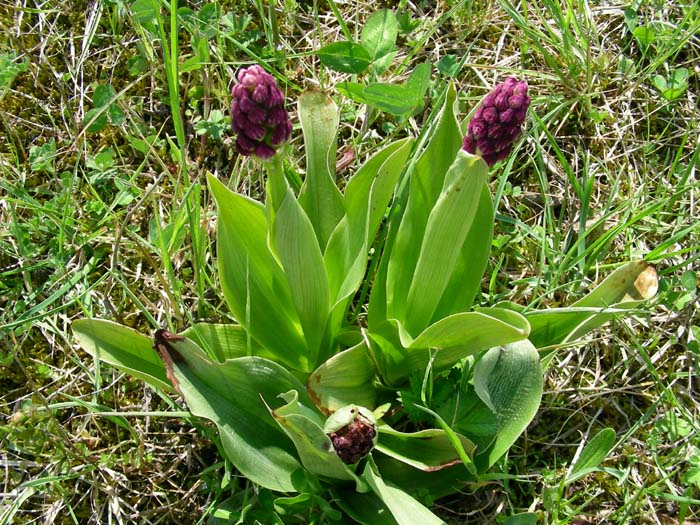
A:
[73, 65, 657, 524]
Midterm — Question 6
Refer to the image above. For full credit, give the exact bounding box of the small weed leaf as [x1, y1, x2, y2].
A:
[316, 41, 371, 74]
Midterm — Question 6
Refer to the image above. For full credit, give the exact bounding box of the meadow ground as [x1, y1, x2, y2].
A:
[1, 1, 699, 523]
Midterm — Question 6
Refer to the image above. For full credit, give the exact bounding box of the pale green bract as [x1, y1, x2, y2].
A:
[73, 83, 657, 524]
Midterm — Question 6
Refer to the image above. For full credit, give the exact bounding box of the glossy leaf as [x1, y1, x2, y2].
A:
[72, 319, 171, 393]
[473, 340, 543, 470]
[207, 175, 309, 371]
[307, 342, 377, 414]
[317, 41, 371, 74]
[298, 90, 344, 250]
[153, 331, 307, 492]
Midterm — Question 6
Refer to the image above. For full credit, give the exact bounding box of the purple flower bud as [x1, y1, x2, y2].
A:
[325, 406, 377, 465]
[462, 77, 531, 166]
[230, 65, 292, 159]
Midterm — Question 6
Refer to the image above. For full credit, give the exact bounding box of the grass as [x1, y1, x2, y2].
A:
[1, 0, 699, 523]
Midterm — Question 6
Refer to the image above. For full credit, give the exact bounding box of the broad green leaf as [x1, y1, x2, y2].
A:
[153, 331, 306, 492]
[316, 41, 371, 74]
[208, 175, 309, 371]
[527, 261, 658, 350]
[432, 184, 493, 319]
[361, 9, 398, 73]
[72, 319, 171, 393]
[375, 425, 475, 472]
[273, 190, 331, 363]
[473, 340, 543, 470]
[569, 428, 616, 481]
[363, 458, 445, 525]
[384, 84, 461, 324]
[298, 90, 344, 250]
[180, 323, 253, 362]
[307, 343, 377, 414]
[403, 151, 489, 335]
[271, 391, 355, 481]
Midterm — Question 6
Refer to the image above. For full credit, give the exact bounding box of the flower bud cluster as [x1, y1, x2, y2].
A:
[462, 78, 530, 166]
[230, 65, 292, 159]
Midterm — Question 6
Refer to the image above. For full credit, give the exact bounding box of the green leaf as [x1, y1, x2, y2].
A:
[271, 391, 355, 481]
[72, 319, 171, 393]
[369, 309, 529, 386]
[297, 90, 344, 251]
[337, 63, 430, 116]
[362, 458, 445, 525]
[332, 488, 400, 525]
[402, 151, 489, 335]
[361, 84, 420, 115]
[473, 340, 543, 470]
[375, 425, 475, 472]
[325, 138, 413, 306]
[179, 322, 254, 362]
[0, 52, 28, 90]
[361, 9, 398, 73]
[383, 84, 462, 326]
[273, 190, 331, 363]
[569, 427, 616, 481]
[316, 41, 371, 74]
[307, 343, 377, 414]
[207, 175, 310, 371]
[527, 261, 658, 351]
[504, 513, 537, 525]
[432, 184, 493, 319]
[153, 331, 307, 492]
[373, 456, 473, 503]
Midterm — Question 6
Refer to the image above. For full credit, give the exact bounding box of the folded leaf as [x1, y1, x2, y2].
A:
[179, 322, 252, 362]
[526, 261, 658, 350]
[375, 425, 475, 472]
[363, 458, 445, 525]
[385, 84, 462, 324]
[473, 340, 543, 470]
[273, 190, 331, 363]
[369, 308, 530, 385]
[298, 89, 344, 250]
[271, 390, 356, 481]
[307, 342, 377, 414]
[402, 152, 489, 335]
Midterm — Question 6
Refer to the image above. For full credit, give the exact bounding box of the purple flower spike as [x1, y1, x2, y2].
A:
[462, 78, 531, 167]
[230, 65, 292, 159]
